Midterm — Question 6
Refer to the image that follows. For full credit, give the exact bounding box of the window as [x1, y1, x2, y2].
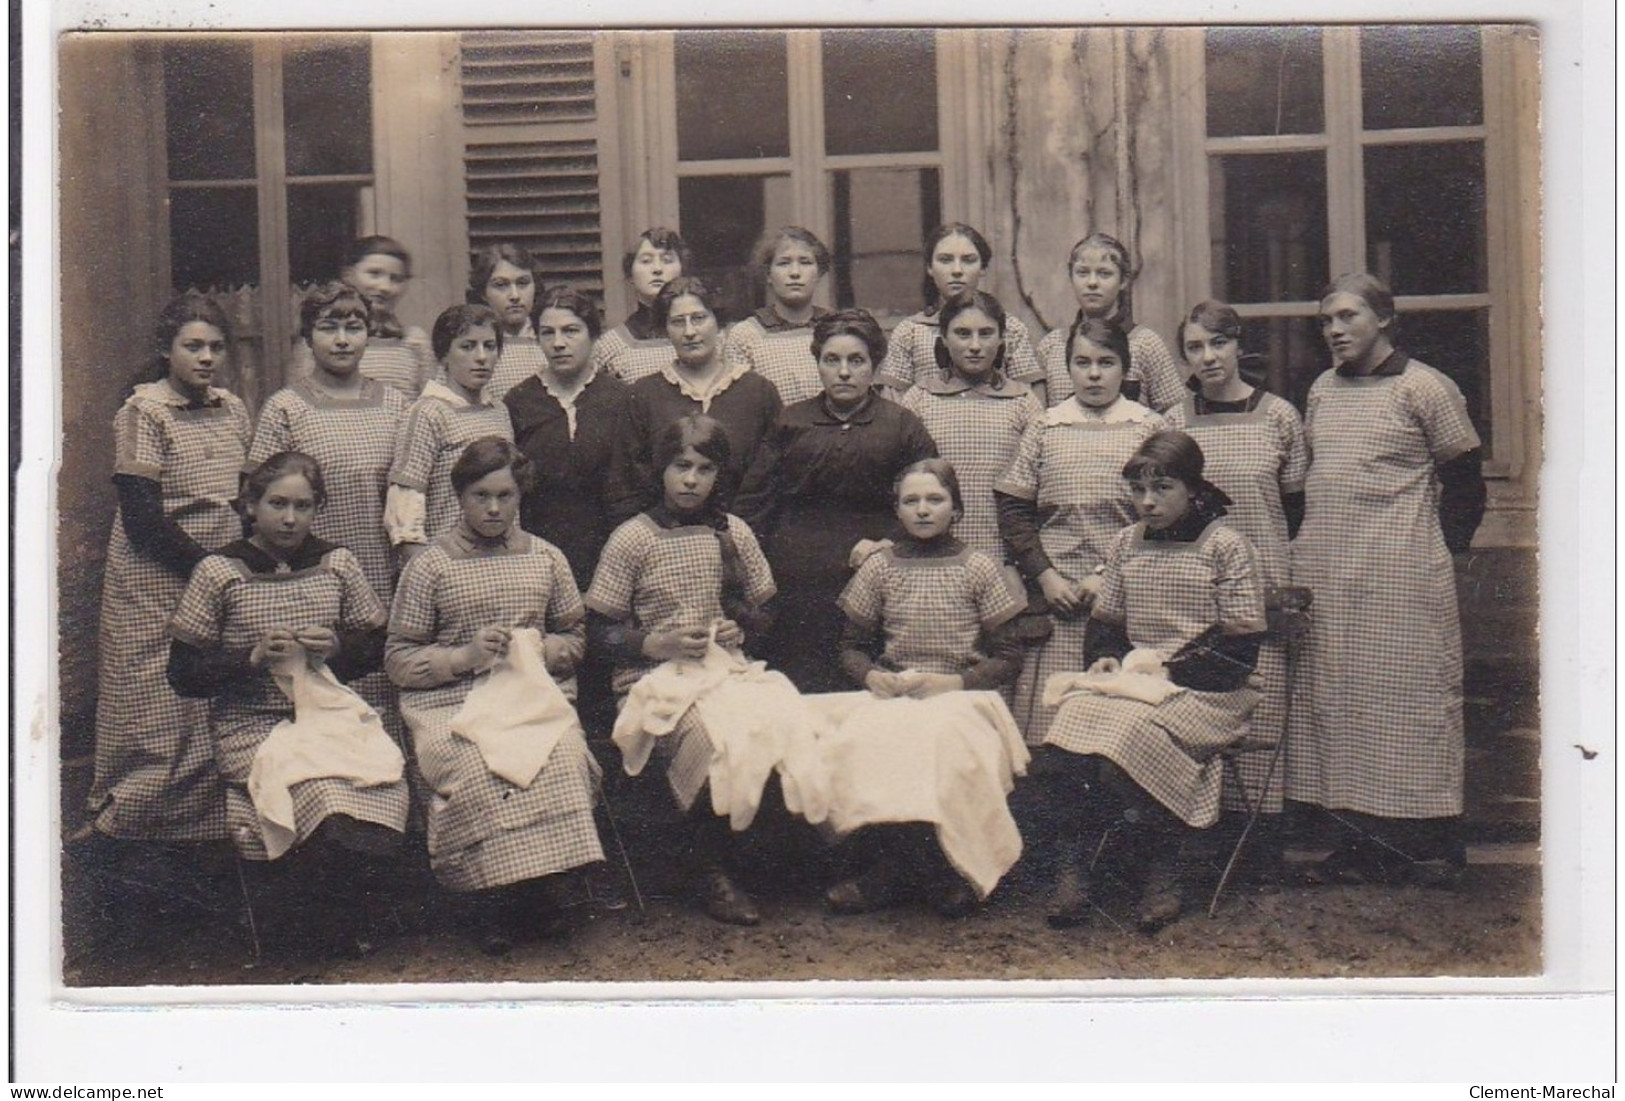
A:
[1177, 26, 1523, 473]
[162, 35, 373, 409]
[654, 29, 951, 323]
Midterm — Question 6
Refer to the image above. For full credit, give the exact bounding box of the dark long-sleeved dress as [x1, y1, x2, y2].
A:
[734, 391, 938, 692]
[504, 366, 632, 590]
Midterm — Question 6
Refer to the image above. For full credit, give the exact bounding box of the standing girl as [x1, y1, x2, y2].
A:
[294, 236, 436, 398]
[387, 437, 606, 954]
[386, 304, 515, 561]
[607, 276, 783, 525]
[1165, 300, 1309, 821]
[591, 227, 692, 384]
[996, 316, 1164, 744]
[820, 459, 1030, 918]
[897, 289, 1042, 561]
[735, 308, 937, 693]
[1038, 232, 1185, 413]
[1042, 430, 1267, 932]
[1288, 273, 1484, 886]
[250, 282, 409, 739]
[877, 223, 1044, 401]
[167, 452, 408, 957]
[725, 226, 834, 405]
[86, 294, 253, 842]
[586, 416, 781, 926]
[468, 242, 547, 404]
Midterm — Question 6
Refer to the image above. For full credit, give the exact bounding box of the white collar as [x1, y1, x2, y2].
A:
[1045, 395, 1156, 426]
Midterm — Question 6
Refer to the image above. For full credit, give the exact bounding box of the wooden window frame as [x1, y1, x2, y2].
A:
[1171, 25, 1531, 484]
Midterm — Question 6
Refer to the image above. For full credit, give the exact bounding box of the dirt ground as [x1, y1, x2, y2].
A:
[61, 790, 1540, 989]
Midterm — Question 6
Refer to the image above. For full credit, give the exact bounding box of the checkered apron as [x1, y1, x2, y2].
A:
[1044, 522, 1266, 827]
[995, 409, 1164, 744]
[590, 324, 674, 385]
[388, 534, 605, 890]
[586, 513, 777, 808]
[485, 333, 548, 405]
[1038, 323, 1186, 413]
[839, 545, 1026, 676]
[727, 318, 822, 405]
[359, 330, 434, 398]
[88, 384, 251, 840]
[389, 395, 514, 542]
[900, 383, 1041, 560]
[249, 378, 407, 743]
[877, 313, 1044, 392]
[168, 548, 407, 860]
[1167, 393, 1310, 812]
[1286, 361, 1480, 818]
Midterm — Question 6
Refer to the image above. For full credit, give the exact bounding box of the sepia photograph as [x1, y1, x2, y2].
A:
[15, 0, 1612, 1083]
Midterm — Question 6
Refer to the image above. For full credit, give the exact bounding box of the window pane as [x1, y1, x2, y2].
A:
[1361, 25, 1483, 130]
[283, 39, 372, 177]
[163, 40, 256, 181]
[1205, 27, 1324, 137]
[830, 167, 940, 317]
[1397, 307, 1492, 457]
[678, 174, 793, 322]
[1209, 152, 1329, 304]
[1365, 142, 1487, 296]
[821, 29, 938, 156]
[169, 187, 260, 290]
[675, 32, 789, 161]
[1238, 315, 1323, 413]
[287, 183, 363, 285]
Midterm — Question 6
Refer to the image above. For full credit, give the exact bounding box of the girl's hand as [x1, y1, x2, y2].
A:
[250, 627, 304, 672]
[542, 632, 584, 675]
[1086, 656, 1121, 676]
[712, 618, 744, 649]
[644, 626, 711, 663]
[848, 538, 893, 569]
[904, 672, 964, 698]
[1038, 569, 1084, 614]
[293, 626, 340, 661]
[458, 626, 511, 673]
[865, 670, 908, 698]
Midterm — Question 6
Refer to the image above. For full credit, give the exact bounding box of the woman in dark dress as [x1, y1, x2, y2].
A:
[736, 308, 937, 692]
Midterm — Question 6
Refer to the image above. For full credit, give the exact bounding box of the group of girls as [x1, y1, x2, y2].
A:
[82, 216, 1484, 957]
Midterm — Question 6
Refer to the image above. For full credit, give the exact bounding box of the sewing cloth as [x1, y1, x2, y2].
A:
[449, 627, 580, 788]
[807, 690, 1030, 897]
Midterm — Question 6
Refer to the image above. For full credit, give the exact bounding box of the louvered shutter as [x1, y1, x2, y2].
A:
[460, 31, 605, 296]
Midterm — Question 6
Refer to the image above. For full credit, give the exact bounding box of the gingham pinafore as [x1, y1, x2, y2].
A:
[877, 312, 1044, 392]
[168, 546, 408, 860]
[585, 512, 778, 810]
[900, 377, 1042, 561]
[1286, 360, 1480, 818]
[485, 329, 548, 405]
[88, 381, 251, 840]
[994, 398, 1164, 743]
[1038, 322, 1186, 413]
[590, 323, 675, 385]
[389, 389, 515, 542]
[725, 312, 824, 405]
[388, 530, 605, 891]
[1167, 391, 1309, 812]
[1044, 520, 1266, 828]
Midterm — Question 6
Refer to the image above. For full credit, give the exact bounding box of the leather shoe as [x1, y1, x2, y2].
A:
[1045, 863, 1092, 929]
[825, 861, 901, 915]
[701, 870, 760, 926]
[934, 876, 980, 919]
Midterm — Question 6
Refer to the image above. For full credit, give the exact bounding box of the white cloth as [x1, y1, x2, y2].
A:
[247, 661, 406, 860]
[449, 627, 580, 788]
[1043, 669, 1187, 708]
[613, 642, 830, 829]
[807, 690, 1030, 898]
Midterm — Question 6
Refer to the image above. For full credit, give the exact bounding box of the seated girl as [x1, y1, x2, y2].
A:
[1041, 430, 1266, 933]
[167, 451, 409, 958]
[386, 437, 606, 955]
[586, 415, 816, 927]
[818, 458, 1030, 919]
